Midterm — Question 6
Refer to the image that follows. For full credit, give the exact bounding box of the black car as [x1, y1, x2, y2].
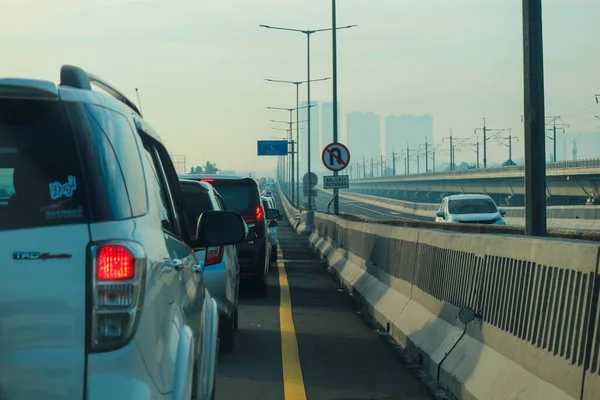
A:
[179, 174, 279, 295]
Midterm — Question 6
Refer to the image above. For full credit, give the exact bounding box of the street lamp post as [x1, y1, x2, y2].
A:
[261, 23, 356, 215]
[267, 105, 312, 205]
[265, 77, 330, 208]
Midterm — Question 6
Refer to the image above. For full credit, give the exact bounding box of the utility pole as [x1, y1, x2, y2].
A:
[474, 118, 506, 167]
[443, 132, 454, 170]
[363, 156, 366, 179]
[405, 143, 410, 175]
[495, 129, 519, 164]
[443, 131, 470, 170]
[432, 150, 436, 172]
[370, 154, 374, 178]
[545, 116, 569, 162]
[380, 154, 384, 177]
[424, 138, 429, 173]
[392, 148, 397, 176]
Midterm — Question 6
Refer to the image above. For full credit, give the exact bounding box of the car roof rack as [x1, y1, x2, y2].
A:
[59, 64, 142, 117]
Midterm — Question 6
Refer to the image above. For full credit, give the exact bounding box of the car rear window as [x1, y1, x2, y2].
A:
[448, 198, 497, 214]
[209, 179, 259, 216]
[181, 185, 214, 237]
[0, 99, 87, 230]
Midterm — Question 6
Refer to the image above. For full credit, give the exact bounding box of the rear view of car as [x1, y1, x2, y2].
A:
[179, 174, 276, 296]
[262, 196, 279, 263]
[0, 67, 246, 400]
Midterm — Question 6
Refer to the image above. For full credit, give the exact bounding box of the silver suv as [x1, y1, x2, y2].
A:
[0, 65, 246, 400]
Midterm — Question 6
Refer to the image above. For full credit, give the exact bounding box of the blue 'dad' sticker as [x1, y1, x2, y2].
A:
[49, 175, 77, 200]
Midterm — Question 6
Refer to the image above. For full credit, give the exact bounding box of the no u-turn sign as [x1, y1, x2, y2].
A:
[322, 142, 350, 172]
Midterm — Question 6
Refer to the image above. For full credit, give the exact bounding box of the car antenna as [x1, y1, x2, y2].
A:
[135, 88, 143, 115]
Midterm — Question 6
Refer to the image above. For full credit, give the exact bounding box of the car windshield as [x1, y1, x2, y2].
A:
[448, 198, 498, 214]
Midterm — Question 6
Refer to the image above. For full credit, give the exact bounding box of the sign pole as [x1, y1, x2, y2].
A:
[331, 0, 340, 216]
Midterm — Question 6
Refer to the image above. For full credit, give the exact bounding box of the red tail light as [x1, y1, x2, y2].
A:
[256, 206, 264, 222]
[243, 205, 264, 223]
[205, 246, 224, 266]
[96, 245, 135, 281]
[201, 178, 214, 183]
[91, 241, 146, 352]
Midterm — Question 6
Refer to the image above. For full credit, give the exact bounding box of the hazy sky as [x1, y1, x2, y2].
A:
[2, 0, 599, 171]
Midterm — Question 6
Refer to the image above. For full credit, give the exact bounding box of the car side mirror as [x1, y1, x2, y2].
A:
[192, 210, 246, 248]
[266, 208, 280, 220]
[435, 210, 445, 218]
[499, 208, 507, 216]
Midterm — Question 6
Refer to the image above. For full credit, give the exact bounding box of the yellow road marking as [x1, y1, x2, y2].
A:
[278, 254, 307, 400]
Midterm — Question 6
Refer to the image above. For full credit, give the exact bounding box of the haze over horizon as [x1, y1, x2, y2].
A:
[2, 0, 599, 172]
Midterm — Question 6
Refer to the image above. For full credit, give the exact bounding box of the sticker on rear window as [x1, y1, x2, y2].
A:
[49, 175, 77, 200]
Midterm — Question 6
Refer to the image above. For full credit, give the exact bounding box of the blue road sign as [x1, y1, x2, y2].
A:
[257, 140, 288, 156]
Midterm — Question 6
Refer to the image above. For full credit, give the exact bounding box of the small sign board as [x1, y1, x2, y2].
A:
[257, 140, 288, 156]
[323, 175, 349, 189]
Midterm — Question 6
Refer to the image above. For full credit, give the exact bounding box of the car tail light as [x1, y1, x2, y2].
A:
[205, 246, 224, 266]
[90, 241, 146, 352]
[201, 178, 214, 183]
[243, 205, 264, 224]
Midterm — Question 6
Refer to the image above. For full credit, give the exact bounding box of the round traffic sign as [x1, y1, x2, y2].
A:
[303, 172, 318, 187]
[322, 142, 350, 172]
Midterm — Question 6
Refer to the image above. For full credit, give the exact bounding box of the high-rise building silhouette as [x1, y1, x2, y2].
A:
[346, 111, 381, 162]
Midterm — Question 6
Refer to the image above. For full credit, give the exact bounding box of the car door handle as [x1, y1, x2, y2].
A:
[171, 259, 184, 271]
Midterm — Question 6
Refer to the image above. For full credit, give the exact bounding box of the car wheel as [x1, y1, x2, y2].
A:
[219, 315, 234, 354]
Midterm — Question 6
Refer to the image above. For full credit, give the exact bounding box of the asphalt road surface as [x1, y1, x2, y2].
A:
[215, 215, 433, 400]
[313, 189, 433, 222]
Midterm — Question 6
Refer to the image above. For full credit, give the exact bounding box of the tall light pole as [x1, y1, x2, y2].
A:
[260, 23, 356, 215]
[331, 0, 357, 215]
[267, 105, 312, 205]
[265, 77, 330, 208]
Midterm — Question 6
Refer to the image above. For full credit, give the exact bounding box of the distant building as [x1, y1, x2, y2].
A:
[384, 114, 433, 173]
[346, 111, 381, 162]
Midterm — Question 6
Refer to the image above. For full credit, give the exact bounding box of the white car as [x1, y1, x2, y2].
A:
[435, 194, 507, 225]
[0, 65, 247, 399]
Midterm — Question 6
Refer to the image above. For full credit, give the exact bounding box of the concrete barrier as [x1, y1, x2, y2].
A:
[304, 211, 600, 400]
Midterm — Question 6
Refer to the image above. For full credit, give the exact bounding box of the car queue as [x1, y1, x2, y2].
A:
[0, 66, 280, 400]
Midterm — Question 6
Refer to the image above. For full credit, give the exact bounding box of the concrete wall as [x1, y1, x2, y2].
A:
[279, 191, 600, 400]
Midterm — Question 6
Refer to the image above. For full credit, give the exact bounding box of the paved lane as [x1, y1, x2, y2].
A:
[314, 189, 432, 222]
[216, 212, 433, 400]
